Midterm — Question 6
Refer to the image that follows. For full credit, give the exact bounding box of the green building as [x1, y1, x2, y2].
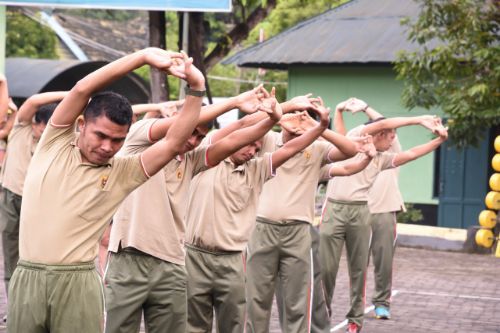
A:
[225, 0, 498, 229]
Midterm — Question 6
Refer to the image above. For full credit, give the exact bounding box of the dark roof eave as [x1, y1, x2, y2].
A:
[235, 61, 394, 70]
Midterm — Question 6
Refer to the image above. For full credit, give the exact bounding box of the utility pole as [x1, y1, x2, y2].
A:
[148, 11, 168, 102]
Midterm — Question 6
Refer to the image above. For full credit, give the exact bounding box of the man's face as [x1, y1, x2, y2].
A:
[179, 126, 209, 154]
[31, 122, 47, 140]
[78, 115, 129, 165]
[373, 129, 396, 152]
[230, 140, 262, 165]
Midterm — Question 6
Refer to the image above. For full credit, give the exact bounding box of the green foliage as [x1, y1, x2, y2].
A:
[395, 0, 500, 147]
[6, 10, 58, 59]
[245, 0, 348, 46]
[207, 0, 347, 99]
[397, 204, 424, 224]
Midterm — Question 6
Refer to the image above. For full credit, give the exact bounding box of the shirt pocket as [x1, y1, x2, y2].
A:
[78, 188, 111, 222]
[226, 183, 253, 212]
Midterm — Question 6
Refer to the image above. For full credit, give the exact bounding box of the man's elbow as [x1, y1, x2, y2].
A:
[72, 79, 92, 97]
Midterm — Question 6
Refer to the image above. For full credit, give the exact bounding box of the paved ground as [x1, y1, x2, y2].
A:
[0, 245, 499, 332]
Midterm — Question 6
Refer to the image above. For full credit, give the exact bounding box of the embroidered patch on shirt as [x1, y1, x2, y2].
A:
[100, 175, 109, 189]
[304, 150, 311, 160]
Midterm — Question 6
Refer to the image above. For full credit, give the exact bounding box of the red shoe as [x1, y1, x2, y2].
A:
[346, 322, 361, 333]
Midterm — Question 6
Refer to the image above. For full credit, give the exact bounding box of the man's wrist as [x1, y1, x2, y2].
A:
[185, 86, 206, 97]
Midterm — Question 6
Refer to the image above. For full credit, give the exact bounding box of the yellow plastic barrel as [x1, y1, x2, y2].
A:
[478, 210, 497, 229]
[492, 154, 500, 172]
[475, 229, 494, 248]
[485, 191, 500, 210]
[490, 173, 500, 192]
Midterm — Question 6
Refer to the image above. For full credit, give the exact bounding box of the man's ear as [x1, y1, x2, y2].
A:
[77, 116, 85, 132]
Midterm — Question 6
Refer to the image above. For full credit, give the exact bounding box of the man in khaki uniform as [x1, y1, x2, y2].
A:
[320, 100, 447, 333]
[334, 101, 405, 320]
[0, 91, 67, 296]
[0, 75, 13, 168]
[104, 87, 267, 333]
[245, 97, 368, 333]
[185, 98, 332, 332]
[8, 48, 205, 333]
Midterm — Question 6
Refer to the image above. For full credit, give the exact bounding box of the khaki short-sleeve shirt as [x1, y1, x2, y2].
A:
[326, 125, 396, 202]
[185, 153, 274, 252]
[19, 122, 148, 264]
[368, 137, 405, 213]
[1, 119, 37, 195]
[109, 119, 209, 265]
[257, 131, 332, 223]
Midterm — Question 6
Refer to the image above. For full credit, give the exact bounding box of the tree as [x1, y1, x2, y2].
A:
[6, 10, 58, 59]
[395, 0, 500, 147]
[201, 0, 346, 100]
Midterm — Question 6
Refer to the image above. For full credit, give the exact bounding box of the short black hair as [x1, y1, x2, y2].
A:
[83, 91, 133, 127]
[199, 119, 215, 131]
[34, 103, 58, 124]
[364, 116, 386, 125]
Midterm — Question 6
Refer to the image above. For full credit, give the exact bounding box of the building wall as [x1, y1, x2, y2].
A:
[289, 65, 442, 205]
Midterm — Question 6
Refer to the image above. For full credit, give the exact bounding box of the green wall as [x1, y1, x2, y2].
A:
[289, 65, 441, 205]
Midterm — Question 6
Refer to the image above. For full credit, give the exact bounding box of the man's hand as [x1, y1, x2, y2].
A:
[310, 97, 330, 128]
[345, 98, 368, 113]
[285, 94, 321, 112]
[336, 97, 368, 113]
[177, 52, 205, 90]
[143, 48, 184, 75]
[234, 84, 266, 114]
[159, 100, 184, 118]
[350, 135, 374, 153]
[279, 112, 306, 134]
[419, 115, 447, 135]
[257, 87, 282, 122]
[437, 126, 449, 141]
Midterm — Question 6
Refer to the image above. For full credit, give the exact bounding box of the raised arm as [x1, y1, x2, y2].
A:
[393, 129, 448, 167]
[140, 54, 204, 176]
[17, 91, 68, 124]
[329, 154, 373, 177]
[210, 90, 322, 143]
[271, 102, 330, 171]
[0, 111, 16, 140]
[334, 105, 347, 135]
[206, 98, 282, 166]
[0, 74, 9, 122]
[312, 98, 360, 161]
[199, 84, 264, 125]
[328, 141, 376, 177]
[52, 48, 185, 127]
[360, 114, 441, 136]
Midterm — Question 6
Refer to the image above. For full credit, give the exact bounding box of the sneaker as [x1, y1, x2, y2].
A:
[2, 314, 6, 323]
[374, 306, 391, 319]
[346, 322, 361, 333]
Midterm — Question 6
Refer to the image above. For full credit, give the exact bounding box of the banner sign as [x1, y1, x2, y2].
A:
[0, 0, 231, 12]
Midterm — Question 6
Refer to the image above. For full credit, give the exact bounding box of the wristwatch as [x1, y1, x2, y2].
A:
[184, 86, 206, 97]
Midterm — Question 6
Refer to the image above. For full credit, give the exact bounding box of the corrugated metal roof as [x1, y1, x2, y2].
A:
[6, 58, 150, 105]
[224, 0, 429, 69]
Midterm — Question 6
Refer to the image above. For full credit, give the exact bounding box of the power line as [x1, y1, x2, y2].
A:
[207, 75, 288, 86]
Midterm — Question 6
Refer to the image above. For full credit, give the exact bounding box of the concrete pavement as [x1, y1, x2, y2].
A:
[0, 245, 499, 332]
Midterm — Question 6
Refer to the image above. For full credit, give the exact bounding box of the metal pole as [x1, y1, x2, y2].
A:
[179, 12, 189, 99]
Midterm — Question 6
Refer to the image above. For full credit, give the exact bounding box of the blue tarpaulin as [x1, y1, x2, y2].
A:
[0, 0, 231, 11]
